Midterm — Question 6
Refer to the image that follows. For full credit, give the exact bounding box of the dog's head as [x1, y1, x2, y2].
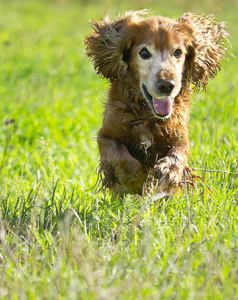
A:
[85, 11, 229, 119]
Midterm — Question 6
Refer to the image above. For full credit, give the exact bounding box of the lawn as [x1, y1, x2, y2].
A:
[0, 0, 238, 299]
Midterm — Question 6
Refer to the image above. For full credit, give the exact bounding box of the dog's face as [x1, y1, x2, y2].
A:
[129, 20, 189, 119]
[85, 11, 229, 118]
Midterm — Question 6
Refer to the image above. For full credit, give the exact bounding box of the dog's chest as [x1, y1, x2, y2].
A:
[140, 132, 152, 152]
[131, 124, 170, 163]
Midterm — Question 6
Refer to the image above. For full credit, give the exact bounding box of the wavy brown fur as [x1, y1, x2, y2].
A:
[84, 11, 229, 196]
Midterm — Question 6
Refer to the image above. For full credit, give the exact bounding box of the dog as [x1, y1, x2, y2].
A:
[84, 10, 229, 197]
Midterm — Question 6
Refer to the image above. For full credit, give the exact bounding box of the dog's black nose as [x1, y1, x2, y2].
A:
[157, 80, 175, 94]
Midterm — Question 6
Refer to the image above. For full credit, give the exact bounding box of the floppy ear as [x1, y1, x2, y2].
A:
[178, 13, 230, 91]
[84, 11, 148, 81]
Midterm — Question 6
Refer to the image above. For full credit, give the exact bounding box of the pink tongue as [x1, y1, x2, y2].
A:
[152, 97, 172, 116]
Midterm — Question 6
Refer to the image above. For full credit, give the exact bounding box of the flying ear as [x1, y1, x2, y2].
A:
[178, 13, 230, 91]
[84, 10, 148, 81]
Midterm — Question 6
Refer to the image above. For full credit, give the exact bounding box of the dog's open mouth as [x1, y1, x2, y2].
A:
[142, 84, 172, 118]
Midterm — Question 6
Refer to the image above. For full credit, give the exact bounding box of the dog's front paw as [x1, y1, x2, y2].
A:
[151, 156, 183, 194]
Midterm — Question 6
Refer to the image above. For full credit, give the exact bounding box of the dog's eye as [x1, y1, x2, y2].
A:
[139, 48, 152, 59]
[174, 49, 182, 58]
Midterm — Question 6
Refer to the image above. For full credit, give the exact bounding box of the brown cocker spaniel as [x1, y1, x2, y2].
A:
[84, 11, 229, 198]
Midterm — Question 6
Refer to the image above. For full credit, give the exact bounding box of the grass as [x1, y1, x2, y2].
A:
[0, 0, 238, 299]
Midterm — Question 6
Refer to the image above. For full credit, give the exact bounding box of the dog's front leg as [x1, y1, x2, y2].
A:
[152, 146, 189, 193]
[97, 132, 147, 195]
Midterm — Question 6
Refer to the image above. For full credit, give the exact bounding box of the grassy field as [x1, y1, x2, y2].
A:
[0, 0, 238, 299]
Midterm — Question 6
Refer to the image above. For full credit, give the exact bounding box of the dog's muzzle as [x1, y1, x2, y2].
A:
[142, 84, 173, 118]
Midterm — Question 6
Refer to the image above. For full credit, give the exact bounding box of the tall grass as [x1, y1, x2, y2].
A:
[0, 0, 237, 299]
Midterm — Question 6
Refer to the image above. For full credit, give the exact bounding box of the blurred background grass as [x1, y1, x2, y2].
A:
[0, 0, 237, 200]
[0, 0, 237, 206]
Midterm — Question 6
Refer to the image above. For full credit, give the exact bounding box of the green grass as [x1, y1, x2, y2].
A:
[0, 0, 238, 299]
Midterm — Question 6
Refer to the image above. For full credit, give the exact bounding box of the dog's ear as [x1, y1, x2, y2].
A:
[178, 13, 230, 91]
[84, 11, 148, 81]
